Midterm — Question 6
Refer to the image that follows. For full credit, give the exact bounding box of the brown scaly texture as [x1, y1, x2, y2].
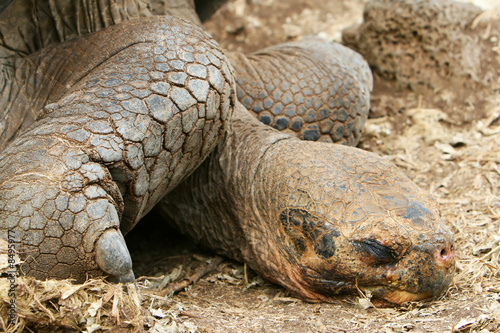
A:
[0, 0, 203, 152]
[0, 0, 455, 306]
[0, 2, 234, 280]
[228, 38, 372, 144]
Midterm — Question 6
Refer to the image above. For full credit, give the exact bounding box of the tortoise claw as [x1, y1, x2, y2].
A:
[113, 270, 136, 284]
[95, 228, 135, 283]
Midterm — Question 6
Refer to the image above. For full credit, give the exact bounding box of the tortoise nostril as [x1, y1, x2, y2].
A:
[435, 244, 454, 268]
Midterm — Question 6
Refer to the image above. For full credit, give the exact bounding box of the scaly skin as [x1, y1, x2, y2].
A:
[0, 14, 234, 281]
[0, 0, 201, 152]
[229, 38, 372, 145]
[158, 102, 455, 305]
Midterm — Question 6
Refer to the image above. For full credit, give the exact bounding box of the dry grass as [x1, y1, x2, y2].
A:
[0, 278, 143, 332]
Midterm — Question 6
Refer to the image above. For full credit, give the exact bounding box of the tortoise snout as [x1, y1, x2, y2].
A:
[434, 243, 454, 269]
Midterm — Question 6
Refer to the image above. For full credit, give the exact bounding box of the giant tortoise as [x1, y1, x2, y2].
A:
[0, 0, 455, 306]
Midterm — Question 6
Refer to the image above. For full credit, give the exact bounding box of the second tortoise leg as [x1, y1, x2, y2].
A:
[229, 36, 373, 145]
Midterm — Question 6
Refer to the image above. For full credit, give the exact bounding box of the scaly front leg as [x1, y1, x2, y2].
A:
[0, 16, 234, 282]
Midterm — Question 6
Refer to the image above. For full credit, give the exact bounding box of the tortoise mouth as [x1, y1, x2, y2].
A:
[299, 265, 452, 306]
[360, 286, 433, 305]
[300, 275, 437, 306]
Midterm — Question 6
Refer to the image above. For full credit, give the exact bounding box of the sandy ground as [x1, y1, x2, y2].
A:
[1, 0, 499, 332]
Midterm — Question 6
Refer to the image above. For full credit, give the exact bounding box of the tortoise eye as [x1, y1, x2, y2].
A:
[353, 239, 397, 265]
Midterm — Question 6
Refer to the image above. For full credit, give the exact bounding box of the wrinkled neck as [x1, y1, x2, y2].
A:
[218, 101, 293, 258]
[217, 101, 292, 192]
[159, 102, 292, 267]
[221, 104, 335, 296]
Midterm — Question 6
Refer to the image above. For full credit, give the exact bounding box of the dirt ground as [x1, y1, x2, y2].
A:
[1, 0, 499, 332]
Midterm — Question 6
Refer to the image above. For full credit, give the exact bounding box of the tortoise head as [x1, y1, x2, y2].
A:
[254, 141, 455, 306]
[276, 205, 454, 306]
